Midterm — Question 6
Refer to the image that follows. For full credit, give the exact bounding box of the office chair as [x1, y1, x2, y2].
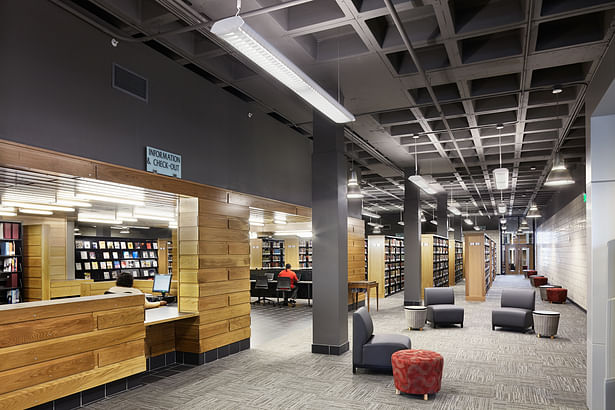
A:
[252, 274, 274, 305]
[275, 276, 292, 307]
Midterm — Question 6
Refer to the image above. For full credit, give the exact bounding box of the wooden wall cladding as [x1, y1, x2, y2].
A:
[80, 279, 178, 297]
[176, 196, 251, 354]
[0, 294, 145, 409]
[348, 218, 366, 305]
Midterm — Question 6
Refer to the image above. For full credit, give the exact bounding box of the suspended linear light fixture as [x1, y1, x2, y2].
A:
[430, 209, 437, 225]
[211, 15, 354, 124]
[362, 209, 381, 219]
[408, 137, 436, 194]
[492, 124, 509, 190]
[463, 204, 473, 225]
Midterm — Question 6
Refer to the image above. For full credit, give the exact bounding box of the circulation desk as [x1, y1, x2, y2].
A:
[0, 294, 198, 409]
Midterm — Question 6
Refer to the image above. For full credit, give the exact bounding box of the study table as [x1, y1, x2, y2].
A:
[348, 280, 379, 312]
[250, 279, 313, 306]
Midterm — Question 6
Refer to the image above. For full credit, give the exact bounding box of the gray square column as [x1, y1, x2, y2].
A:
[311, 111, 349, 355]
[404, 169, 421, 305]
[437, 193, 448, 237]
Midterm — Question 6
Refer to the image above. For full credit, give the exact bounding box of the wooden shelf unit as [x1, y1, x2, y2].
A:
[368, 235, 404, 298]
[364, 238, 368, 280]
[420, 235, 449, 297]
[261, 238, 284, 269]
[464, 232, 496, 301]
[299, 239, 312, 268]
[448, 239, 463, 285]
[0, 221, 23, 304]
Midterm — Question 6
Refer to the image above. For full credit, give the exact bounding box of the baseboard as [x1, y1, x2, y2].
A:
[312, 341, 349, 355]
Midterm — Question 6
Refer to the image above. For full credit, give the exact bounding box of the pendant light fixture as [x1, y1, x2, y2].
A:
[408, 135, 436, 194]
[398, 209, 405, 226]
[493, 124, 509, 190]
[420, 211, 426, 223]
[473, 215, 480, 230]
[527, 204, 541, 218]
[463, 204, 473, 225]
[347, 184, 364, 199]
[545, 88, 574, 186]
[430, 208, 437, 225]
[211, 5, 354, 124]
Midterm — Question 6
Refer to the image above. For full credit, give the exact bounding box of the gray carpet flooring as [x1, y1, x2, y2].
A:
[85, 274, 588, 409]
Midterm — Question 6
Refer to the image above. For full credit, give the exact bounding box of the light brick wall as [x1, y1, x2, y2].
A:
[536, 194, 587, 309]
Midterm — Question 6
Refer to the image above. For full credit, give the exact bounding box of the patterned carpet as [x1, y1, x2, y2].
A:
[85, 275, 588, 409]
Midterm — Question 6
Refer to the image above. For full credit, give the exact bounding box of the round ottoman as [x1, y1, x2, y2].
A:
[392, 349, 443, 400]
[404, 306, 427, 330]
[530, 276, 548, 287]
[539, 285, 562, 301]
[533, 310, 560, 339]
[524, 269, 537, 278]
[547, 288, 567, 303]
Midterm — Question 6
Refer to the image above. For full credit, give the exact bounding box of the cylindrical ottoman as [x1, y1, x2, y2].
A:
[547, 288, 567, 303]
[539, 285, 562, 301]
[524, 269, 537, 278]
[530, 276, 548, 287]
[533, 310, 560, 339]
[392, 349, 443, 401]
[404, 306, 427, 331]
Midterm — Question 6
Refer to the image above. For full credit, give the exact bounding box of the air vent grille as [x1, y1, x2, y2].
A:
[112, 64, 148, 102]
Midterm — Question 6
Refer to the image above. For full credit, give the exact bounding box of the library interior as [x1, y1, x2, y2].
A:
[0, 0, 615, 409]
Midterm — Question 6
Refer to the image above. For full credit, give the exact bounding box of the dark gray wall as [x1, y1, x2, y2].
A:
[0, 1, 312, 207]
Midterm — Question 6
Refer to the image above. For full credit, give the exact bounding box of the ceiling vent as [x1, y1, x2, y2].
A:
[112, 64, 148, 102]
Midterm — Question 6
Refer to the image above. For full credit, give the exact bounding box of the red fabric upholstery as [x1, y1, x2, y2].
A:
[392, 349, 443, 396]
[530, 276, 548, 287]
[547, 288, 567, 303]
[524, 270, 537, 278]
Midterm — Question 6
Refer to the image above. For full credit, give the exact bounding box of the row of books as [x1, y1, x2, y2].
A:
[2, 257, 19, 273]
[78, 250, 157, 260]
[76, 239, 158, 250]
[81, 269, 157, 281]
[76, 258, 158, 271]
[0, 223, 19, 240]
[1, 241, 18, 256]
[5, 289, 20, 304]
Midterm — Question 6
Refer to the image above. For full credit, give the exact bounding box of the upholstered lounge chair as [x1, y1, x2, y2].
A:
[492, 289, 535, 332]
[424, 288, 464, 328]
[352, 307, 411, 373]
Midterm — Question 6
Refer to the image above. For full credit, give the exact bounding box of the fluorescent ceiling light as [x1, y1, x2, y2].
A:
[274, 231, 312, 238]
[274, 219, 287, 225]
[367, 222, 383, 228]
[211, 16, 355, 124]
[0, 207, 15, 212]
[464, 218, 473, 225]
[76, 193, 144, 206]
[249, 222, 264, 226]
[0, 211, 17, 216]
[20, 209, 53, 215]
[473, 226, 480, 231]
[408, 175, 436, 195]
[493, 168, 509, 190]
[448, 206, 461, 216]
[78, 217, 123, 224]
[478, 210, 484, 216]
[398, 221, 404, 226]
[362, 209, 381, 219]
[470, 199, 478, 207]
[2, 201, 74, 212]
[133, 208, 176, 218]
[249, 217, 264, 224]
[430, 220, 438, 226]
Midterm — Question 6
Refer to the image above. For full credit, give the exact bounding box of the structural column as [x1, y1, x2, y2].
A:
[311, 111, 349, 355]
[587, 111, 615, 409]
[436, 193, 448, 237]
[453, 215, 462, 241]
[404, 169, 421, 305]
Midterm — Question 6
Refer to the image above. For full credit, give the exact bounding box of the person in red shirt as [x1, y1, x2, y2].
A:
[278, 263, 299, 306]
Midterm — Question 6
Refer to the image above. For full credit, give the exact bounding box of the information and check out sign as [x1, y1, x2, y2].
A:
[146, 146, 182, 178]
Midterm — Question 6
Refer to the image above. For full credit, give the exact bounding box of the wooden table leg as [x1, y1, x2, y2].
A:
[376, 284, 379, 311]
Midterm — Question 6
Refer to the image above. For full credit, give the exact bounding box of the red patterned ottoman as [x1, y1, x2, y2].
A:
[530, 276, 548, 287]
[391, 349, 443, 400]
[524, 270, 537, 278]
[547, 288, 567, 303]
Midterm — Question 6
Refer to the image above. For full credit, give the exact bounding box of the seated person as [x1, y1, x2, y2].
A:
[278, 263, 299, 306]
[107, 272, 167, 309]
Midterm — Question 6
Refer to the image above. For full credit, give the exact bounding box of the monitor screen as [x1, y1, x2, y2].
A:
[152, 274, 172, 294]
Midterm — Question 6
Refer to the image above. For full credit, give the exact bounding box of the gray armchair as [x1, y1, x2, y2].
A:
[424, 287, 464, 328]
[492, 289, 535, 331]
[352, 307, 411, 373]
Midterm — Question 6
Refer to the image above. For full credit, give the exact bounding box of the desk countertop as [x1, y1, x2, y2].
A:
[144, 305, 198, 326]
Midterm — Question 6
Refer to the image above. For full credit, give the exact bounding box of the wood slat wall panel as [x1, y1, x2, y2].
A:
[0, 295, 145, 409]
[348, 218, 366, 304]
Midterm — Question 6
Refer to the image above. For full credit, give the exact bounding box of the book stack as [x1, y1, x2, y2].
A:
[0, 222, 20, 240]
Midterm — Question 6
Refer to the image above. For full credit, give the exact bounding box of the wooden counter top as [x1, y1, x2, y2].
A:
[145, 306, 198, 326]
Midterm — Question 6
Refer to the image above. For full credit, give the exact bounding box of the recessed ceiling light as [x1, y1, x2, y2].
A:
[412, 134, 419, 139]
[552, 86, 563, 94]
[496, 123, 504, 130]
[530, 166, 536, 171]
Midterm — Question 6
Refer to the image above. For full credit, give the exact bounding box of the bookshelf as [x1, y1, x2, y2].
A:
[0, 222, 23, 304]
[364, 238, 368, 280]
[299, 239, 312, 268]
[74, 236, 159, 281]
[464, 231, 496, 301]
[448, 239, 463, 285]
[420, 235, 449, 297]
[261, 238, 284, 269]
[156, 239, 173, 275]
[368, 235, 404, 298]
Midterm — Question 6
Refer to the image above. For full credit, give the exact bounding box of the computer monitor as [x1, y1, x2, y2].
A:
[152, 274, 172, 296]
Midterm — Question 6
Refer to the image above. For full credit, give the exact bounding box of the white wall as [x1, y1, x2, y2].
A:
[536, 194, 587, 309]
